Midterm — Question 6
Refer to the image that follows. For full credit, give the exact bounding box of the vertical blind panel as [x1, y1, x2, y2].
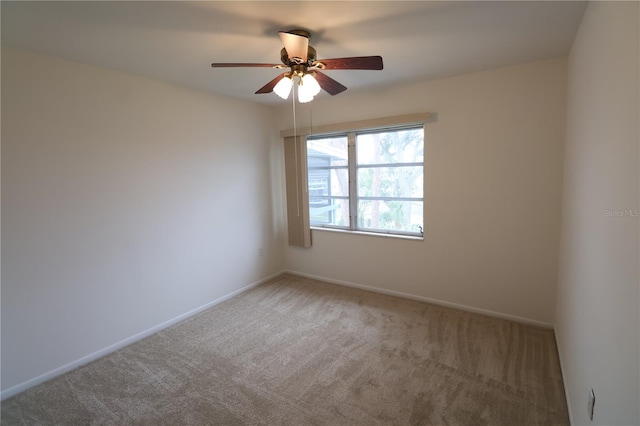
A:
[284, 136, 312, 248]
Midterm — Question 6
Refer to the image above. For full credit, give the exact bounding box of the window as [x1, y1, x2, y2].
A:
[307, 126, 424, 237]
[307, 135, 349, 227]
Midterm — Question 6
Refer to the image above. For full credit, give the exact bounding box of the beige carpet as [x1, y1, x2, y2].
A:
[1, 274, 569, 425]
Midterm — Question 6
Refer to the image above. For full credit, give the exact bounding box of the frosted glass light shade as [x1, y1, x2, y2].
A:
[298, 87, 314, 103]
[273, 76, 293, 99]
[302, 73, 321, 96]
[298, 74, 321, 103]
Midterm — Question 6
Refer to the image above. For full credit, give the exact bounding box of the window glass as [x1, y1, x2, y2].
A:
[357, 166, 423, 198]
[358, 200, 424, 234]
[308, 126, 424, 237]
[307, 136, 350, 227]
[356, 129, 424, 165]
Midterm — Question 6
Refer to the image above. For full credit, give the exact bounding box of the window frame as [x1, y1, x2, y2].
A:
[307, 124, 425, 239]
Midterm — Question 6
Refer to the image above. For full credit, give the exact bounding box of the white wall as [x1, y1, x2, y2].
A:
[555, 2, 639, 425]
[276, 58, 567, 326]
[1, 48, 284, 395]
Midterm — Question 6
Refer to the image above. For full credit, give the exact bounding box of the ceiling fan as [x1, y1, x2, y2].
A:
[211, 29, 383, 103]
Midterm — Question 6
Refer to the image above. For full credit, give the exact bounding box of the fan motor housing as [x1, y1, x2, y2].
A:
[280, 46, 317, 66]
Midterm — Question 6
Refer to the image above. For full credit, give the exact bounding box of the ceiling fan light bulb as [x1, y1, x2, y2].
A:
[273, 76, 293, 99]
[302, 73, 321, 96]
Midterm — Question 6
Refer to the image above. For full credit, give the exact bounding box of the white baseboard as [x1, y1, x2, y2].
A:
[0, 271, 283, 401]
[284, 269, 554, 329]
[554, 332, 574, 425]
[3, 270, 554, 400]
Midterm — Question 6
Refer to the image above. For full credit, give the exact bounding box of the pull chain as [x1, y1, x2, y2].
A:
[292, 82, 300, 217]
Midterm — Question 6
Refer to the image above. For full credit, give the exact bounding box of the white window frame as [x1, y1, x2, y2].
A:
[307, 124, 425, 239]
[281, 113, 431, 247]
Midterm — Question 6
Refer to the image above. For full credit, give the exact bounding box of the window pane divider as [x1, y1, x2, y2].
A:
[310, 196, 349, 200]
[347, 132, 357, 231]
[358, 196, 423, 202]
[357, 162, 423, 168]
[308, 166, 349, 170]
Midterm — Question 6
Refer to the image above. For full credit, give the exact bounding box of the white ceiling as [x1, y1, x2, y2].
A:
[1, 1, 586, 105]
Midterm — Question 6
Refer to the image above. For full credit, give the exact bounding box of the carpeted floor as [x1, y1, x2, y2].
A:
[1, 274, 569, 425]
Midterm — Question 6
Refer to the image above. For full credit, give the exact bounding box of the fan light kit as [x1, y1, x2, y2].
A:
[273, 69, 321, 103]
[212, 29, 383, 103]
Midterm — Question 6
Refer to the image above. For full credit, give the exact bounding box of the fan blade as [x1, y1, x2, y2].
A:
[255, 73, 288, 94]
[313, 71, 347, 96]
[313, 56, 383, 70]
[212, 63, 281, 68]
[278, 31, 308, 62]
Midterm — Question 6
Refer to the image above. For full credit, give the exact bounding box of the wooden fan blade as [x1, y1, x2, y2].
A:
[314, 71, 347, 96]
[278, 31, 309, 62]
[212, 63, 281, 68]
[255, 73, 288, 94]
[313, 56, 383, 70]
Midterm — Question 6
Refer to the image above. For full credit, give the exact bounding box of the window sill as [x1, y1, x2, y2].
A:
[310, 226, 424, 241]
